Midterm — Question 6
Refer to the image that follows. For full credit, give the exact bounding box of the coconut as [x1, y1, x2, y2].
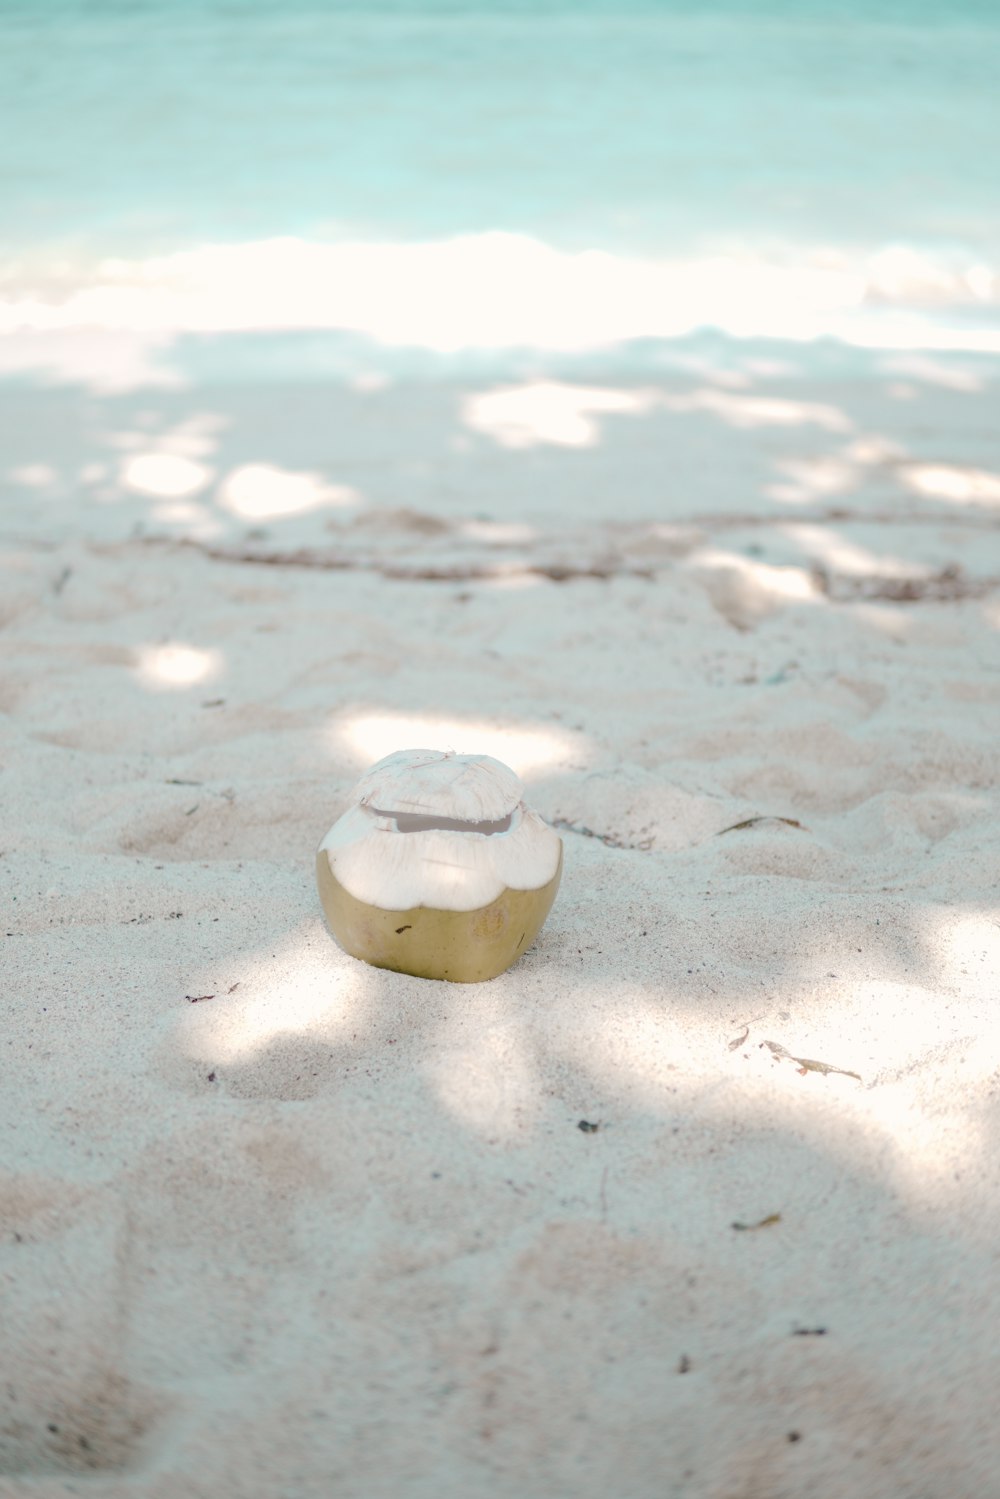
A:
[316, 748, 563, 982]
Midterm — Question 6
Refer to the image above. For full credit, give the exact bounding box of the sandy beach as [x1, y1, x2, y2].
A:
[2, 326, 1000, 1497]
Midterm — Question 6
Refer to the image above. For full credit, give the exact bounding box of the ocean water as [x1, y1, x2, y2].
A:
[2, 0, 999, 353]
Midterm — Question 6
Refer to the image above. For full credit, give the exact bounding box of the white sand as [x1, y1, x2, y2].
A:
[2, 331, 999, 1498]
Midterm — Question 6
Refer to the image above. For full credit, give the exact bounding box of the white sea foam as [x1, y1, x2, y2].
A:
[2, 233, 998, 354]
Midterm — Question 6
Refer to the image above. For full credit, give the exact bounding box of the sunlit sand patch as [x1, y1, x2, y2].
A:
[852, 974, 994, 1218]
[462, 380, 660, 449]
[780, 523, 919, 578]
[122, 452, 212, 499]
[688, 548, 820, 627]
[334, 711, 584, 778]
[547, 978, 993, 1211]
[8, 462, 58, 488]
[864, 1090, 987, 1217]
[765, 454, 860, 503]
[148, 499, 223, 539]
[938, 911, 1000, 999]
[149, 500, 206, 525]
[845, 435, 908, 465]
[0, 327, 185, 393]
[425, 1022, 540, 1140]
[899, 463, 1000, 508]
[118, 411, 227, 456]
[458, 519, 538, 546]
[735, 978, 994, 1222]
[881, 353, 986, 393]
[160, 411, 229, 457]
[349, 371, 391, 393]
[827, 982, 976, 1081]
[661, 387, 854, 433]
[743, 356, 802, 379]
[178, 926, 367, 1066]
[768, 433, 909, 503]
[134, 642, 222, 689]
[217, 462, 361, 521]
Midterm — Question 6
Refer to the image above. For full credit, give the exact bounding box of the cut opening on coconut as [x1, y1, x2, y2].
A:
[369, 805, 516, 836]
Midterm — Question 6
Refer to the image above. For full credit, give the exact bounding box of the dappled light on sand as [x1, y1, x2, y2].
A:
[116, 415, 227, 500]
[134, 642, 222, 689]
[660, 387, 854, 433]
[8, 462, 58, 489]
[425, 1020, 542, 1141]
[780, 523, 920, 580]
[939, 910, 1000, 999]
[122, 451, 211, 498]
[881, 353, 987, 393]
[687, 548, 821, 627]
[217, 462, 361, 522]
[462, 381, 659, 450]
[851, 982, 993, 1219]
[766, 452, 861, 503]
[4, 0, 1000, 1489]
[0, 326, 186, 393]
[6, 322, 1000, 1496]
[460, 380, 856, 452]
[765, 433, 909, 504]
[458, 518, 537, 546]
[335, 711, 585, 777]
[179, 926, 367, 1067]
[863, 1086, 988, 1220]
[900, 463, 1000, 508]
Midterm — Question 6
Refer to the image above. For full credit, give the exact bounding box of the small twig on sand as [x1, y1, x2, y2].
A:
[763, 1039, 862, 1082]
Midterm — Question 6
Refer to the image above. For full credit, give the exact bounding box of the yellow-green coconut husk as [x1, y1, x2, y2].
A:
[316, 748, 563, 983]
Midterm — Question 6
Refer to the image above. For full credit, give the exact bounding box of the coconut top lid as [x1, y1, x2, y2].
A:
[320, 748, 561, 909]
[352, 748, 524, 823]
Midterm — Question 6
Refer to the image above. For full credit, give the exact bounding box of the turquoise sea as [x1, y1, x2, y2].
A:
[2, 0, 999, 353]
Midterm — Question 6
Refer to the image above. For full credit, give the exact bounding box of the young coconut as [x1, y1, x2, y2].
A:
[316, 748, 562, 983]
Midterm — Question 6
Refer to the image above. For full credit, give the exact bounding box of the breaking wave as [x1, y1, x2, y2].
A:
[2, 233, 999, 354]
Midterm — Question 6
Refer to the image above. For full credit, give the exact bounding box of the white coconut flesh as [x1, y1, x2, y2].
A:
[318, 748, 562, 913]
